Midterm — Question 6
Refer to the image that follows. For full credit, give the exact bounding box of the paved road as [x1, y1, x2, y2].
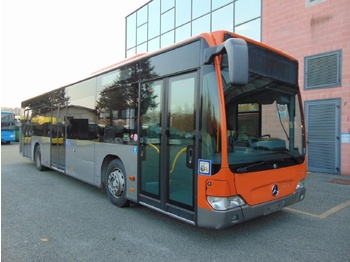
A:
[2, 143, 350, 262]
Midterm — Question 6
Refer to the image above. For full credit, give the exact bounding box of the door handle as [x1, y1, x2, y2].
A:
[186, 145, 194, 168]
[140, 143, 146, 160]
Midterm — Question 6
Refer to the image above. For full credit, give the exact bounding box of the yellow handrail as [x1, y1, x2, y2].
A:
[147, 143, 187, 174]
[170, 147, 187, 174]
[148, 143, 160, 154]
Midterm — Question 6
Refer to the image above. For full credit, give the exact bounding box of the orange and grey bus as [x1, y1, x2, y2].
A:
[20, 31, 306, 229]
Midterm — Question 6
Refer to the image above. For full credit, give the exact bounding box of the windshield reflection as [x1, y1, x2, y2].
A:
[222, 69, 305, 172]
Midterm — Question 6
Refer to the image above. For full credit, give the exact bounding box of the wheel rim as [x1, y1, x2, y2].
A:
[107, 168, 125, 198]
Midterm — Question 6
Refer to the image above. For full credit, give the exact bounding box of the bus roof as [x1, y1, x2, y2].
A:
[21, 30, 297, 106]
[90, 30, 297, 76]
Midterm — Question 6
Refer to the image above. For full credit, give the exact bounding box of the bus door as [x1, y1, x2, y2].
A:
[139, 72, 197, 221]
[50, 103, 66, 171]
[22, 108, 32, 158]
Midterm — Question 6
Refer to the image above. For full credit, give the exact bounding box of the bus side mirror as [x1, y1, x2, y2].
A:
[204, 38, 248, 85]
[14, 117, 22, 127]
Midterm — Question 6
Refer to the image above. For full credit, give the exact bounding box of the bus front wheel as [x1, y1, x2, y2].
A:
[105, 159, 130, 207]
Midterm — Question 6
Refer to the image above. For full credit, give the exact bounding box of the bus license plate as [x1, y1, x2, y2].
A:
[264, 201, 284, 215]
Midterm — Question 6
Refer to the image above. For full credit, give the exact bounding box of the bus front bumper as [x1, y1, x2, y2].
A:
[197, 188, 306, 229]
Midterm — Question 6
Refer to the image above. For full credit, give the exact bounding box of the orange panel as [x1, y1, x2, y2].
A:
[197, 168, 238, 210]
[234, 164, 307, 205]
[206, 180, 231, 196]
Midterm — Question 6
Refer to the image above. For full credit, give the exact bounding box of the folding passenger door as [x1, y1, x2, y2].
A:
[21, 108, 32, 158]
[50, 100, 66, 171]
[139, 72, 197, 221]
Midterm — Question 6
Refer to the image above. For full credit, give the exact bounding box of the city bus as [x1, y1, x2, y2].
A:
[19, 31, 307, 229]
[1, 111, 17, 144]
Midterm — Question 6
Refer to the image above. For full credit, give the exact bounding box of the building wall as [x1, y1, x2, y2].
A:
[125, 0, 261, 57]
[262, 0, 350, 175]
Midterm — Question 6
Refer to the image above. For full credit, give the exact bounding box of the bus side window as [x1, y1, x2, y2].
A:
[201, 69, 222, 160]
[67, 119, 89, 140]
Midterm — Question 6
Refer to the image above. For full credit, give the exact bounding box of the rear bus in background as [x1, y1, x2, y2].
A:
[1, 111, 17, 144]
[19, 31, 306, 229]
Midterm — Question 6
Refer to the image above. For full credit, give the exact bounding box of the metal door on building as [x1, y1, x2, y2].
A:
[305, 99, 341, 174]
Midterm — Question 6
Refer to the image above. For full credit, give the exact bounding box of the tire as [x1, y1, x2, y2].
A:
[105, 159, 130, 207]
[35, 145, 47, 171]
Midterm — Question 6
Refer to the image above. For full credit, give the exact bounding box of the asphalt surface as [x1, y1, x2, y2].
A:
[1, 143, 350, 261]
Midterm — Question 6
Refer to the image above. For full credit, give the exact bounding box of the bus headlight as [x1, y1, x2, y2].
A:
[296, 179, 305, 190]
[207, 196, 245, 211]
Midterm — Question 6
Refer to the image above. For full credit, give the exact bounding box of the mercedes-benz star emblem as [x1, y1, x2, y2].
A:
[272, 184, 279, 197]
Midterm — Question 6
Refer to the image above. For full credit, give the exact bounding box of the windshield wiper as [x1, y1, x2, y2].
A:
[276, 151, 303, 164]
[236, 161, 267, 173]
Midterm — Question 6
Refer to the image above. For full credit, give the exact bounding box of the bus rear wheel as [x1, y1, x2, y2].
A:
[105, 159, 130, 207]
[35, 145, 47, 171]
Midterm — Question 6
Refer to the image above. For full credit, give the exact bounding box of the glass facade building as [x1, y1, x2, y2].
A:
[125, 0, 261, 57]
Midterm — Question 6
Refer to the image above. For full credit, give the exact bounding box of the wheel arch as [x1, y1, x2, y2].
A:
[33, 142, 49, 171]
[100, 154, 122, 188]
[33, 142, 40, 161]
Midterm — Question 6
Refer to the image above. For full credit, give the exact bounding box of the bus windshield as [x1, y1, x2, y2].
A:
[222, 69, 306, 173]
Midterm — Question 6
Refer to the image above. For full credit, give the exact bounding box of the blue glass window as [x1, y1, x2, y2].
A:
[161, 30, 174, 48]
[175, 23, 191, 42]
[126, 47, 136, 58]
[175, 0, 191, 27]
[212, 4, 233, 32]
[137, 42, 147, 54]
[161, 9, 175, 33]
[192, 0, 210, 19]
[137, 23, 148, 44]
[149, 0, 160, 38]
[125, 0, 262, 58]
[126, 13, 136, 48]
[192, 14, 210, 36]
[148, 37, 160, 52]
[235, 0, 261, 25]
[161, 0, 174, 13]
[212, 0, 233, 10]
[235, 18, 261, 41]
[137, 5, 148, 26]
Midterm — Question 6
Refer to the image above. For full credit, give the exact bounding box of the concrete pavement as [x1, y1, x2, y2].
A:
[286, 172, 350, 220]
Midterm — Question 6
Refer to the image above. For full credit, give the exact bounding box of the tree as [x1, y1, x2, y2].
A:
[22, 88, 68, 117]
[96, 59, 159, 125]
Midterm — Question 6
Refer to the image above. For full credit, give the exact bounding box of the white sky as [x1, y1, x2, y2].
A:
[1, 0, 150, 108]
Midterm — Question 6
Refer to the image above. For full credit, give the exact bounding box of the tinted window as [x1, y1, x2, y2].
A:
[147, 40, 200, 77]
